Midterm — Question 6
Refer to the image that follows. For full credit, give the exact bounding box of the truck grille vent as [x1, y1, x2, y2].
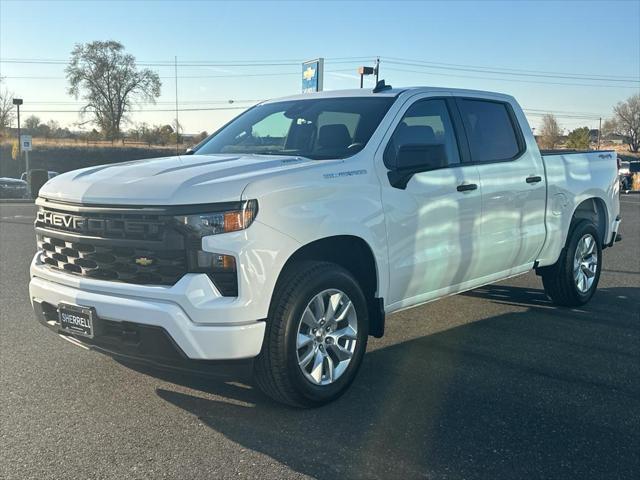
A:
[37, 234, 187, 285]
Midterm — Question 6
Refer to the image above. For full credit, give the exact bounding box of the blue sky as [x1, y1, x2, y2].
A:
[1, 0, 639, 133]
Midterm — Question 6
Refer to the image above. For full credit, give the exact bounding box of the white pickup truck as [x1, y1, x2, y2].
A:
[30, 85, 621, 407]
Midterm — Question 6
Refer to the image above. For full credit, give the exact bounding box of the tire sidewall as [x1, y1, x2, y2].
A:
[564, 221, 602, 304]
[279, 265, 369, 405]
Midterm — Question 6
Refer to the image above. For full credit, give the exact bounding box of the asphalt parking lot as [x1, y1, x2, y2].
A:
[1, 197, 638, 480]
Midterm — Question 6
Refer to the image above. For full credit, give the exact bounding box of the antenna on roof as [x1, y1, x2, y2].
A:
[372, 79, 392, 93]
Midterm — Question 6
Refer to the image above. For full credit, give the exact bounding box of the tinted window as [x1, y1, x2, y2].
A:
[196, 97, 394, 160]
[457, 99, 521, 162]
[386, 99, 460, 167]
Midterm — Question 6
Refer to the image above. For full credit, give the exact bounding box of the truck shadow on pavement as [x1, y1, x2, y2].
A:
[135, 286, 639, 480]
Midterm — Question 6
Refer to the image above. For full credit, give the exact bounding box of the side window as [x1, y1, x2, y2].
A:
[457, 99, 522, 162]
[385, 99, 460, 168]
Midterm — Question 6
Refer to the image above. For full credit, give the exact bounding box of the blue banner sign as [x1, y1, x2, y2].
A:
[302, 58, 324, 93]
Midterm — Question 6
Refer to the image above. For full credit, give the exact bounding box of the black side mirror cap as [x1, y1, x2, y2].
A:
[387, 144, 448, 189]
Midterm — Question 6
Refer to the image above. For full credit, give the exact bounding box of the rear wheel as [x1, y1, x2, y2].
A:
[254, 261, 369, 407]
[541, 220, 602, 307]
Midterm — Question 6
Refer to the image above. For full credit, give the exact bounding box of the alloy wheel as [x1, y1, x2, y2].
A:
[296, 289, 358, 386]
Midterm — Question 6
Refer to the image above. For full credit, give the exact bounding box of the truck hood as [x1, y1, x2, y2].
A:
[39, 154, 321, 205]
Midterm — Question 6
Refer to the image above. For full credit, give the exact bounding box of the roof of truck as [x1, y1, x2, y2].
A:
[261, 86, 514, 104]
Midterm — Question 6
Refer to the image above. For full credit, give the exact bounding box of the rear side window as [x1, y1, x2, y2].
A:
[457, 99, 522, 162]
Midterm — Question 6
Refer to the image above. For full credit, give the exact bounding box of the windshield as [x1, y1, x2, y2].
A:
[195, 97, 395, 160]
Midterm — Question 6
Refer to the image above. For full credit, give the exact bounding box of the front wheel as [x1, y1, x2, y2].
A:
[620, 178, 630, 192]
[541, 220, 602, 307]
[254, 261, 369, 407]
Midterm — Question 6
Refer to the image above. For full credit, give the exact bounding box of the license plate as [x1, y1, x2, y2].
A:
[58, 303, 95, 338]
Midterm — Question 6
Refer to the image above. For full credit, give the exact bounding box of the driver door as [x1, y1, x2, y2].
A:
[377, 95, 483, 309]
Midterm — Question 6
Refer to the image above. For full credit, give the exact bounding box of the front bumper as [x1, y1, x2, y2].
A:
[28, 218, 302, 361]
[32, 299, 254, 376]
[29, 267, 266, 361]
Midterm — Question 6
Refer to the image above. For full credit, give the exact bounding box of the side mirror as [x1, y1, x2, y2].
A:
[388, 144, 448, 189]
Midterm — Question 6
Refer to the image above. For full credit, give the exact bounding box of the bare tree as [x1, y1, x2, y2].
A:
[24, 115, 41, 131]
[538, 114, 562, 149]
[66, 41, 161, 140]
[0, 86, 15, 132]
[603, 94, 640, 152]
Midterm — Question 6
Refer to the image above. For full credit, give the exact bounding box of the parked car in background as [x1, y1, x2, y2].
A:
[618, 158, 640, 192]
[20, 171, 60, 182]
[0, 177, 28, 199]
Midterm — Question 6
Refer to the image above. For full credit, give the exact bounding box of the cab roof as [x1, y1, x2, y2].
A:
[261, 86, 515, 104]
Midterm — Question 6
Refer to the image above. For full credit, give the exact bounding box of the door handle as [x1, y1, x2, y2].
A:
[456, 183, 478, 192]
[526, 176, 542, 184]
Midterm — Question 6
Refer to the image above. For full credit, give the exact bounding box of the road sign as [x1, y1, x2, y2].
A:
[302, 58, 324, 94]
[20, 135, 33, 151]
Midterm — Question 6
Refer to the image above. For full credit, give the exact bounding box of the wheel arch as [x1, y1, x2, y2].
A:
[570, 196, 608, 245]
[272, 235, 385, 338]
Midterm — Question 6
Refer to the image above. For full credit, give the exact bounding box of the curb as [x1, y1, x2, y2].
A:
[0, 199, 36, 204]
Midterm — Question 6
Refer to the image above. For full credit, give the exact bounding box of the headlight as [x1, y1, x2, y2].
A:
[176, 200, 258, 297]
[175, 199, 258, 237]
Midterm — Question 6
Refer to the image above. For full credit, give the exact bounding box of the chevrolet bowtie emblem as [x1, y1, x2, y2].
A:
[135, 257, 154, 267]
[303, 66, 316, 80]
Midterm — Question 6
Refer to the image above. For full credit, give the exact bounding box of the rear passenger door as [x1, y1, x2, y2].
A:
[454, 96, 546, 276]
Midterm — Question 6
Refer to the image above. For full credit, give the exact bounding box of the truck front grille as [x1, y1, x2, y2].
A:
[35, 202, 188, 286]
[35, 208, 167, 241]
[37, 234, 187, 285]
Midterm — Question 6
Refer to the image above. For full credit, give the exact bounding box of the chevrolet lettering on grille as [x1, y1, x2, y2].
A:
[37, 210, 84, 230]
[36, 209, 162, 238]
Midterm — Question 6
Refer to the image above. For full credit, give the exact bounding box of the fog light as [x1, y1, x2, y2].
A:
[195, 251, 236, 271]
[190, 251, 238, 296]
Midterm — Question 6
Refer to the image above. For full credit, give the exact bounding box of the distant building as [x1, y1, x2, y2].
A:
[603, 133, 628, 145]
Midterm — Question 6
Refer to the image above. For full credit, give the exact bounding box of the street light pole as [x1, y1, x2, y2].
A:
[13, 98, 23, 157]
[357, 66, 375, 89]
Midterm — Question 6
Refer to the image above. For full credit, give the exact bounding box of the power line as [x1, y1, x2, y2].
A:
[10, 99, 262, 105]
[4, 54, 637, 83]
[384, 56, 639, 81]
[20, 106, 251, 113]
[0, 57, 374, 67]
[2, 68, 356, 81]
[384, 60, 639, 84]
[384, 66, 640, 89]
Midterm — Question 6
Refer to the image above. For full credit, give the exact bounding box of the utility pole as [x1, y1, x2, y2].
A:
[175, 56, 179, 155]
[597, 117, 602, 150]
[375, 57, 380, 83]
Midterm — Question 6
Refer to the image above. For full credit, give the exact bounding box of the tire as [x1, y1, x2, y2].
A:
[541, 220, 602, 307]
[254, 261, 369, 407]
[621, 178, 630, 192]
